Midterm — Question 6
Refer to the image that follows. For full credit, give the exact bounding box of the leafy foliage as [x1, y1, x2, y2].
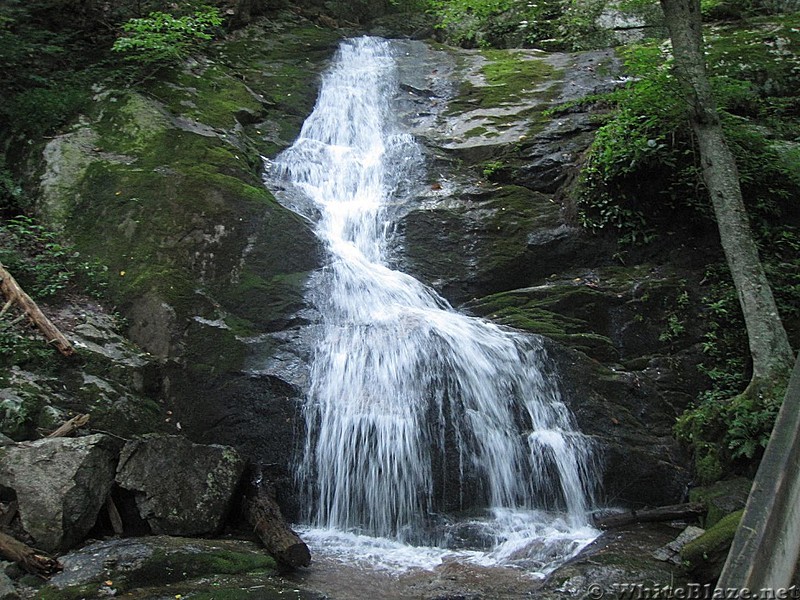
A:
[420, 0, 613, 49]
[112, 6, 223, 65]
[567, 16, 800, 482]
[0, 216, 108, 300]
[673, 225, 800, 482]
[573, 16, 800, 246]
[0, 215, 110, 367]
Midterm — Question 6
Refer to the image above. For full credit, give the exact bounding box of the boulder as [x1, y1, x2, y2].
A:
[688, 477, 752, 528]
[0, 434, 117, 552]
[43, 536, 295, 599]
[535, 523, 690, 599]
[115, 435, 245, 536]
[544, 339, 692, 507]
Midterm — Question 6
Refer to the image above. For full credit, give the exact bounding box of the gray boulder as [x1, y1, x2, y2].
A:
[0, 434, 117, 552]
[116, 435, 245, 536]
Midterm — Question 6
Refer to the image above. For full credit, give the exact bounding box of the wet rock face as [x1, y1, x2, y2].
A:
[0, 434, 118, 552]
[391, 42, 696, 509]
[534, 523, 690, 599]
[392, 48, 624, 305]
[116, 435, 245, 536]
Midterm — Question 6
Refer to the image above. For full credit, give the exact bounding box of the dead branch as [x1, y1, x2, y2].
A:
[106, 496, 124, 536]
[593, 502, 706, 530]
[0, 530, 61, 577]
[0, 261, 74, 357]
[46, 414, 90, 438]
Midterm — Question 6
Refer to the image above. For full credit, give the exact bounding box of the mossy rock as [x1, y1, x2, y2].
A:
[40, 536, 284, 599]
[537, 524, 690, 597]
[465, 284, 619, 362]
[680, 509, 743, 583]
[689, 477, 752, 528]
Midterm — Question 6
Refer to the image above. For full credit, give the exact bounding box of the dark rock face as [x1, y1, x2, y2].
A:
[391, 43, 697, 509]
[550, 341, 692, 506]
[116, 435, 245, 536]
[0, 434, 118, 552]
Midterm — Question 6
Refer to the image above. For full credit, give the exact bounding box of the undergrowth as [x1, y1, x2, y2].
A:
[0, 215, 109, 367]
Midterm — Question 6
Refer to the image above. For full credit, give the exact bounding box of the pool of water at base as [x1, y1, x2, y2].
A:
[282, 509, 598, 600]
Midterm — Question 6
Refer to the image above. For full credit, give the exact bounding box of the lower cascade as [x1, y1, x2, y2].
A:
[267, 36, 599, 574]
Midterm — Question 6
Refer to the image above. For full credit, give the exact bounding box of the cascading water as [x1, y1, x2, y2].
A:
[266, 37, 598, 574]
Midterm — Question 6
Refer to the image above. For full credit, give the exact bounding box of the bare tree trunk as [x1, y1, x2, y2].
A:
[660, 0, 794, 384]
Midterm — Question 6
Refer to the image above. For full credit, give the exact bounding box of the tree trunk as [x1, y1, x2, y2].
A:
[659, 0, 794, 383]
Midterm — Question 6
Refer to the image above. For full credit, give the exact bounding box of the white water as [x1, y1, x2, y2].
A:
[267, 37, 598, 573]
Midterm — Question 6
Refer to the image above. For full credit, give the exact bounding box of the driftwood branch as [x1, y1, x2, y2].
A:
[243, 483, 310, 569]
[106, 496, 124, 536]
[0, 530, 61, 576]
[593, 502, 706, 530]
[46, 414, 90, 438]
[0, 260, 74, 357]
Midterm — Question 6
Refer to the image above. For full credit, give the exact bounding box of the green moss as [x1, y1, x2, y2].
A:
[681, 509, 743, 571]
[478, 50, 559, 107]
[36, 548, 277, 599]
[91, 395, 165, 438]
[468, 283, 619, 361]
[464, 126, 490, 138]
[0, 386, 47, 440]
[705, 15, 800, 98]
[219, 270, 311, 333]
[129, 548, 276, 588]
[694, 444, 725, 486]
[147, 65, 263, 130]
[184, 321, 248, 376]
[689, 477, 751, 528]
[69, 113, 284, 312]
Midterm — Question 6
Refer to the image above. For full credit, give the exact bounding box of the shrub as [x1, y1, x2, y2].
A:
[112, 5, 223, 66]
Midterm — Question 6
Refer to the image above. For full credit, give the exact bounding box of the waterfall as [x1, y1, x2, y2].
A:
[267, 36, 597, 569]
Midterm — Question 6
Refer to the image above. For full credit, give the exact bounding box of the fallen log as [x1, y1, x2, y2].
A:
[0, 530, 61, 576]
[243, 483, 310, 569]
[46, 414, 90, 438]
[0, 261, 74, 357]
[593, 502, 706, 530]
